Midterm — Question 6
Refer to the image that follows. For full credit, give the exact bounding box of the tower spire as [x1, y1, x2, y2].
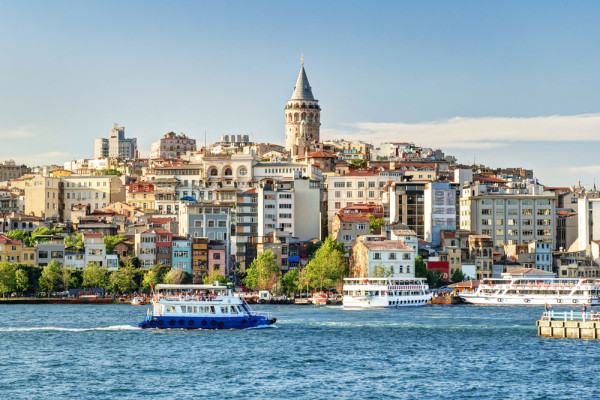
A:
[301, 53, 304, 66]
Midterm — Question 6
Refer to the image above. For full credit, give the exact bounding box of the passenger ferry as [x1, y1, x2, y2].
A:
[138, 283, 276, 329]
[342, 278, 432, 309]
[459, 278, 600, 306]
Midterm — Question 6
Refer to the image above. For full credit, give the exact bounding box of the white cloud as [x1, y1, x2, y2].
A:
[0, 151, 73, 166]
[565, 165, 600, 174]
[322, 113, 600, 149]
[0, 126, 37, 139]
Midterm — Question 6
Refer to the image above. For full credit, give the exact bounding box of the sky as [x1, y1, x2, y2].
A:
[1, 1, 600, 186]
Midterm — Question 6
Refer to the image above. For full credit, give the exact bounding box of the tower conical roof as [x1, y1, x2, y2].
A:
[291, 65, 315, 101]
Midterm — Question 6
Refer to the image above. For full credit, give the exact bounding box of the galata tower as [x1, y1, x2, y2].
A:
[285, 55, 321, 158]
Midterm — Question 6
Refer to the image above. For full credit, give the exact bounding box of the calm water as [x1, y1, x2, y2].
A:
[0, 304, 599, 399]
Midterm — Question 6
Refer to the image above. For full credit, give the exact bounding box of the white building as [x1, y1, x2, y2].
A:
[578, 193, 600, 254]
[94, 124, 137, 159]
[351, 236, 416, 278]
[460, 183, 555, 247]
[83, 233, 106, 267]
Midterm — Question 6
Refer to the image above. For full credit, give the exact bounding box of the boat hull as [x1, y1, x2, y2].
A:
[459, 294, 600, 306]
[138, 315, 276, 329]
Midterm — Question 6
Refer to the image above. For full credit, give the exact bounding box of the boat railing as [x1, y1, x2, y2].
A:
[250, 311, 272, 320]
[155, 295, 234, 302]
[541, 310, 600, 322]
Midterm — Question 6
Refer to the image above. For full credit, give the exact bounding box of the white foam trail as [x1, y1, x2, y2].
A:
[0, 325, 138, 332]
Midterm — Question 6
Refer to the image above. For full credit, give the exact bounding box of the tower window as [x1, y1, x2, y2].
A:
[295, 114, 299, 122]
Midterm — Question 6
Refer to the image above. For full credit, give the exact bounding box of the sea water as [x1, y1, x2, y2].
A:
[0, 304, 599, 399]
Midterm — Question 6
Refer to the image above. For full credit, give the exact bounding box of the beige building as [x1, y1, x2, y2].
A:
[24, 176, 62, 220]
[24, 175, 125, 221]
[331, 212, 370, 256]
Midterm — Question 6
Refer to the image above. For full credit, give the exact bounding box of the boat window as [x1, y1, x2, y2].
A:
[220, 306, 228, 314]
[167, 306, 176, 313]
[230, 306, 238, 314]
[237, 306, 243, 312]
[210, 306, 216, 314]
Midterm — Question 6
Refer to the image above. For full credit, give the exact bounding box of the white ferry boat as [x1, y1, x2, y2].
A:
[342, 278, 432, 309]
[138, 283, 276, 329]
[459, 278, 600, 306]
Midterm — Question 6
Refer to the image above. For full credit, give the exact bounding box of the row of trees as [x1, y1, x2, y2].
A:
[0, 259, 234, 296]
[242, 237, 348, 295]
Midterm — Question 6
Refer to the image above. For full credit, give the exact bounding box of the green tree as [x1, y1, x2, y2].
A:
[242, 250, 281, 292]
[349, 159, 368, 169]
[104, 235, 125, 254]
[301, 236, 347, 292]
[82, 262, 110, 289]
[415, 256, 427, 278]
[372, 264, 393, 278]
[0, 263, 17, 295]
[31, 227, 53, 240]
[165, 269, 188, 285]
[427, 269, 446, 289]
[95, 169, 122, 176]
[7, 230, 28, 243]
[39, 260, 62, 293]
[142, 269, 160, 291]
[202, 270, 229, 285]
[64, 233, 83, 252]
[281, 269, 299, 295]
[60, 267, 77, 291]
[110, 265, 138, 293]
[366, 213, 384, 233]
[153, 263, 171, 283]
[15, 268, 30, 293]
[451, 269, 466, 283]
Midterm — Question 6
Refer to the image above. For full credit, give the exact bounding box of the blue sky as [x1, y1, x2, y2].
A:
[1, 1, 600, 186]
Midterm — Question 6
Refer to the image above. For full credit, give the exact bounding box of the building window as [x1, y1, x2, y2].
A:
[373, 253, 381, 260]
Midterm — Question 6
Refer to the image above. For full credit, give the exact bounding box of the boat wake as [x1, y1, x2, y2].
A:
[0, 325, 139, 332]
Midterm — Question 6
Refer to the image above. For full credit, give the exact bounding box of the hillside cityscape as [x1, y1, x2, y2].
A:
[0, 59, 592, 295]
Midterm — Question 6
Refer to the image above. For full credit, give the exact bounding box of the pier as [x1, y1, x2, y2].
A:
[537, 311, 600, 339]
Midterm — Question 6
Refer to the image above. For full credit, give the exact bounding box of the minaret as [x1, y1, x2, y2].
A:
[285, 55, 321, 158]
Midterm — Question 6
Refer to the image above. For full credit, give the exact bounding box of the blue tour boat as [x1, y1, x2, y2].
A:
[138, 283, 276, 329]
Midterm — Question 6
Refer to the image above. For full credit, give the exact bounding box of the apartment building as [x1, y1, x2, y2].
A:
[24, 175, 125, 221]
[150, 131, 197, 159]
[327, 170, 405, 232]
[460, 183, 555, 247]
[82, 233, 106, 267]
[172, 237, 192, 274]
[331, 213, 369, 255]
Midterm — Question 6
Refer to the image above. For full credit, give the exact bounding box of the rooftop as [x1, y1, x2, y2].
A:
[362, 240, 414, 252]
